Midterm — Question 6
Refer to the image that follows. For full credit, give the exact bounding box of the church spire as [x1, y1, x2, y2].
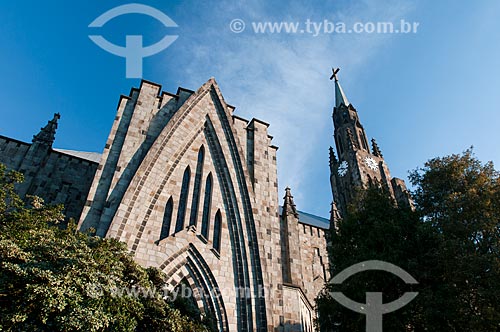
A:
[330, 68, 350, 108]
[32, 113, 60, 147]
[328, 67, 414, 216]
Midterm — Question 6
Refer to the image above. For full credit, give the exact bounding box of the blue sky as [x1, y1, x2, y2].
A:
[1, 0, 499, 218]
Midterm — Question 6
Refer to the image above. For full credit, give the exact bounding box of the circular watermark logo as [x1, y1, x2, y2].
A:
[328, 260, 418, 332]
[88, 3, 178, 78]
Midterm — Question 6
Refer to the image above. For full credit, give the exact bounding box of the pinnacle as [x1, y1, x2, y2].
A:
[283, 187, 298, 217]
[32, 113, 60, 147]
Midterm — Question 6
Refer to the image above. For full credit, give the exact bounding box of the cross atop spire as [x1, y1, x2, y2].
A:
[330, 67, 350, 108]
[329, 67, 340, 81]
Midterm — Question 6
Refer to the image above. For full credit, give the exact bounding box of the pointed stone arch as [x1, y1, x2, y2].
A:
[203, 114, 268, 331]
[208, 87, 268, 330]
[99, 80, 267, 331]
[159, 244, 229, 332]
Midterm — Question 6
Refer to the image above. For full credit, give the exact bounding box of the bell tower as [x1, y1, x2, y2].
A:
[328, 68, 412, 218]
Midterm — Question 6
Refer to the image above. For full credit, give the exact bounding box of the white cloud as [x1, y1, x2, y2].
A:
[163, 0, 416, 215]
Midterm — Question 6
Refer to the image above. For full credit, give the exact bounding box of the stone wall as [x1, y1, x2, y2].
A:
[0, 134, 98, 221]
[279, 189, 331, 331]
[1, 78, 333, 332]
[77, 79, 331, 332]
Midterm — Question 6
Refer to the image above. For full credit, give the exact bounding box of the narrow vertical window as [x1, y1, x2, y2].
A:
[213, 209, 222, 252]
[160, 197, 173, 241]
[201, 173, 213, 239]
[189, 146, 204, 227]
[359, 131, 368, 150]
[175, 166, 191, 233]
[337, 135, 344, 155]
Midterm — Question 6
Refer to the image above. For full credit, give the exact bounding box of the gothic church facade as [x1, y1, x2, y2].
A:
[0, 71, 410, 332]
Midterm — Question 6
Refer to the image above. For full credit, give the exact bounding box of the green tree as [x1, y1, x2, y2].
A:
[0, 164, 212, 332]
[409, 149, 500, 331]
[317, 187, 436, 331]
[317, 150, 500, 331]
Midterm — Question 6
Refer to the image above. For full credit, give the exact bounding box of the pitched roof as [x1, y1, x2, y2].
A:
[279, 206, 330, 230]
[54, 149, 102, 163]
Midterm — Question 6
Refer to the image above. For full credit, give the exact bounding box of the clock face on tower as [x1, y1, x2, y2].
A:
[364, 157, 379, 171]
[337, 161, 349, 177]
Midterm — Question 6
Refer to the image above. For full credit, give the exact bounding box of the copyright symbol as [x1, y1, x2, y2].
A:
[229, 19, 245, 33]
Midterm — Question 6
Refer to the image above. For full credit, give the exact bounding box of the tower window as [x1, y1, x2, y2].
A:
[160, 197, 173, 241]
[175, 166, 191, 233]
[189, 146, 204, 227]
[337, 135, 344, 155]
[201, 173, 213, 239]
[213, 209, 222, 252]
[359, 131, 368, 150]
[367, 174, 373, 187]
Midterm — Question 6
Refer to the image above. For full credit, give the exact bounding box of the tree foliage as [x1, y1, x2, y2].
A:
[0, 164, 212, 332]
[317, 150, 500, 331]
[409, 149, 500, 331]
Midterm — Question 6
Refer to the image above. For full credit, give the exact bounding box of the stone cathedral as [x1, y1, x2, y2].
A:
[0, 70, 410, 332]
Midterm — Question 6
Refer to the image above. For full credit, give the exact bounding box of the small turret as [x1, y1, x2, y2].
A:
[329, 146, 337, 172]
[283, 187, 298, 218]
[32, 113, 60, 148]
[371, 138, 383, 158]
[17, 113, 61, 197]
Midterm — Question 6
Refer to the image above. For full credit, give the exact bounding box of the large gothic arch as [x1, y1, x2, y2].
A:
[80, 79, 268, 331]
